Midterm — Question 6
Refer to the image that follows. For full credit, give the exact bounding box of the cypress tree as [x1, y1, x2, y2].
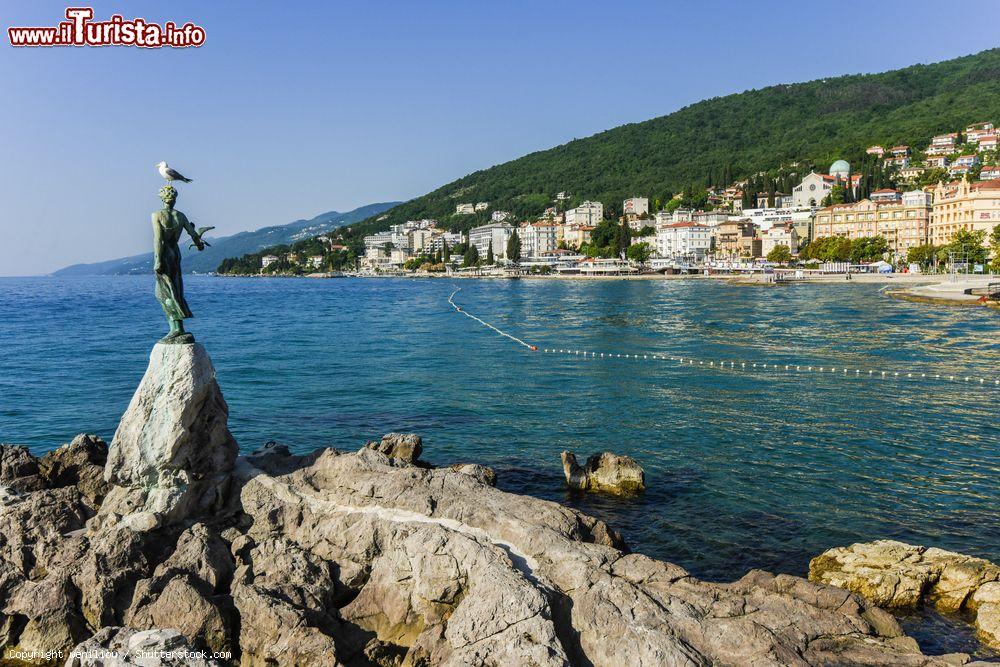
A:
[506, 232, 521, 263]
[442, 238, 450, 263]
[487, 240, 494, 265]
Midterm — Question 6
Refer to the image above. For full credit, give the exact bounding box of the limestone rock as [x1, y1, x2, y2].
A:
[561, 450, 645, 495]
[100, 343, 237, 530]
[809, 540, 1000, 612]
[126, 575, 231, 655]
[71, 526, 154, 630]
[810, 540, 1000, 652]
[1, 421, 982, 665]
[230, 445, 950, 666]
[973, 582, 1000, 650]
[0, 444, 46, 493]
[364, 433, 422, 464]
[66, 626, 222, 666]
[448, 463, 496, 486]
[39, 434, 111, 507]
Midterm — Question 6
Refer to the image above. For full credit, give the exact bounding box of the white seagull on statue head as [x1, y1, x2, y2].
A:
[156, 161, 193, 183]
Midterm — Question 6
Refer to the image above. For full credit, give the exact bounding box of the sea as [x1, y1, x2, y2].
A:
[1, 275, 998, 658]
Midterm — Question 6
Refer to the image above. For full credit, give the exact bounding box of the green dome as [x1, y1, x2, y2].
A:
[829, 159, 851, 177]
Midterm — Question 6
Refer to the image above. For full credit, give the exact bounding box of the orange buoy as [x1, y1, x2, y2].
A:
[530, 345, 538, 351]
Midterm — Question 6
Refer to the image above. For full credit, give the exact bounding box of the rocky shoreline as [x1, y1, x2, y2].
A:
[2, 342, 998, 666]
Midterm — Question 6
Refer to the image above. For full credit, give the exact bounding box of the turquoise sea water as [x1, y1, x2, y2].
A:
[1, 275, 998, 657]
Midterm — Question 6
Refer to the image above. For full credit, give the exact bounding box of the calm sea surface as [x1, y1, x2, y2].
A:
[1, 275, 998, 656]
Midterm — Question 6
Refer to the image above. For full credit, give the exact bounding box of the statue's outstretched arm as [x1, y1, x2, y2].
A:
[177, 211, 206, 251]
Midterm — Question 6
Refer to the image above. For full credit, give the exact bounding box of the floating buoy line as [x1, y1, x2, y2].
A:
[448, 288, 999, 387]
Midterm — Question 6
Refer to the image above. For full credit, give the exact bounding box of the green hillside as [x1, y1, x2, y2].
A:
[240, 48, 1000, 253]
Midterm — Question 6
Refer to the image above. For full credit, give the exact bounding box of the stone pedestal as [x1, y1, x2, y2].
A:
[98, 343, 237, 531]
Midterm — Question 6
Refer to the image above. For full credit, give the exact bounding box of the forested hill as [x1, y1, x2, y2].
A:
[338, 48, 1000, 238]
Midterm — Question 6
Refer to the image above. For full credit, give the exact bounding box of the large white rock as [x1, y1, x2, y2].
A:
[99, 343, 237, 530]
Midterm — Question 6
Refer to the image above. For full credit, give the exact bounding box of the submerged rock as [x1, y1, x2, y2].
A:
[810, 539, 1000, 651]
[99, 343, 237, 531]
[561, 450, 645, 495]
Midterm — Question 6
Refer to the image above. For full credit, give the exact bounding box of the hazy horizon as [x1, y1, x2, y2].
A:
[2, 0, 998, 276]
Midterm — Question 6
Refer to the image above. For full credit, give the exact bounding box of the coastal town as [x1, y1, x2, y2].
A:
[232, 120, 1000, 279]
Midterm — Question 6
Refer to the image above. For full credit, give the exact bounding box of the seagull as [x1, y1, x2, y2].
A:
[156, 161, 193, 183]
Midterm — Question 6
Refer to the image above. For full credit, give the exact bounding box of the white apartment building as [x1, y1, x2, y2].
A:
[428, 232, 464, 254]
[518, 221, 559, 258]
[927, 133, 959, 156]
[455, 203, 475, 215]
[491, 210, 511, 222]
[692, 211, 732, 226]
[261, 255, 279, 268]
[655, 223, 712, 259]
[469, 222, 513, 260]
[408, 229, 435, 254]
[966, 122, 994, 143]
[564, 201, 604, 226]
[623, 197, 649, 218]
[474, 202, 489, 212]
[654, 209, 694, 226]
[741, 206, 815, 244]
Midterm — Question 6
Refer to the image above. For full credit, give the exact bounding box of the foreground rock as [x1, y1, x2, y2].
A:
[561, 450, 645, 495]
[98, 343, 237, 531]
[810, 540, 1000, 651]
[2, 431, 984, 666]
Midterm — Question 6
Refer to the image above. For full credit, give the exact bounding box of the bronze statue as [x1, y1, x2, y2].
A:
[152, 185, 212, 343]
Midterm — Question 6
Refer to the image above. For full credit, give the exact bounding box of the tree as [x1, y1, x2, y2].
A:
[937, 228, 988, 269]
[506, 232, 522, 263]
[991, 225, 1000, 272]
[802, 236, 852, 262]
[442, 238, 450, 263]
[822, 184, 847, 206]
[590, 219, 621, 256]
[383, 241, 394, 256]
[906, 244, 937, 269]
[486, 240, 494, 265]
[766, 244, 793, 263]
[616, 223, 632, 257]
[849, 236, 889, 263]
[626, 242, 653, 266]
[463, 243, 479, 267]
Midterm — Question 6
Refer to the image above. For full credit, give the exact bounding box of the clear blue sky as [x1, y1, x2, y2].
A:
[1, 1, 997, 276]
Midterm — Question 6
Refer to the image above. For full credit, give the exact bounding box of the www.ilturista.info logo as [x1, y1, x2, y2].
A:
[8, 8, 205, 48]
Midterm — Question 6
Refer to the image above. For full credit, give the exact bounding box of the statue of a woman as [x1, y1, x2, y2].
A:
[153, 185, 207, 343]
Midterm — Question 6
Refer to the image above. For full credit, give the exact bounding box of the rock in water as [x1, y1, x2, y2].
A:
[99, 343, 237, 531]
[364, 432, 423, 464]
[810, 539, 1000, 651]
[562, 450, 645, 495]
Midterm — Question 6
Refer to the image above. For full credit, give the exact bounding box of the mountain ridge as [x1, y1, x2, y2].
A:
[53, 202, 400, 276]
